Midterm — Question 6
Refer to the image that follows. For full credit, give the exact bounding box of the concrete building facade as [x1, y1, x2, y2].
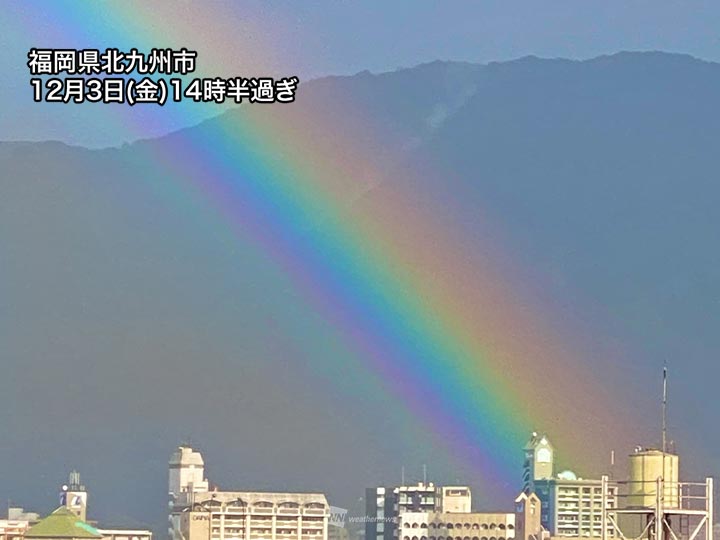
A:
[439, 489, 471, 514]
[168, 446, 329, 540]
[531, 475, 617, 538]
[365, 483, 440, 540]
[365, 484, 472, 540]
[398, 511, 515, 540]
[514, 493, 542, 540]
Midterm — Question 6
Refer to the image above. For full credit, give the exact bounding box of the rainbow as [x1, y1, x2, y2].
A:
[11, 1, 639, 498]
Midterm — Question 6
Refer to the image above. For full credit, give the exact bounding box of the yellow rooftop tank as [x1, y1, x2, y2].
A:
[628, 448, 679, 508]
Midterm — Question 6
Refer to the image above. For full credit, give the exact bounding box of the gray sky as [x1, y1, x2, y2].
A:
[2, 1, 720, 147]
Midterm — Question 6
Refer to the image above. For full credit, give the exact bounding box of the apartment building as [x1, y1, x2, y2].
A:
[169, 446, 329, 540]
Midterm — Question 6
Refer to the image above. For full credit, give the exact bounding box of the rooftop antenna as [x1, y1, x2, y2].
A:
[401, 465, 405, 486]
[422, 464, 427, 484]
[662, 365, 668, 454]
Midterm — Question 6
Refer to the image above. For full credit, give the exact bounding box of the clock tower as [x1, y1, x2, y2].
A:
[522, 432, 554, 493]
[60, 470, 88, 522]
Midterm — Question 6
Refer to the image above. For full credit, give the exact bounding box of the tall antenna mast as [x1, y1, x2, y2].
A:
[662, 365, 668, 454]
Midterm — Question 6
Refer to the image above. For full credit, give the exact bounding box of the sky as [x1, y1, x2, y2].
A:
[2, 1, 720, 147]
[1, 0, 720, 532]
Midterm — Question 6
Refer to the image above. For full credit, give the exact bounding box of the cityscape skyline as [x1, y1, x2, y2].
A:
[3, 428, 711, 527]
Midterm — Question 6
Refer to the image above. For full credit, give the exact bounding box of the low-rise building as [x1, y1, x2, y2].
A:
[1, 507, 40, 540]
[398, 511, 515, 540]
[1, 520, 33, 540]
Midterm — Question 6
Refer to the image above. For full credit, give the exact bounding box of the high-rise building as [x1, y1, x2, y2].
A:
[531, 473, 617, 538]
[168, 446, 329, 540]
[365, 483, 473, 540]
[169, 446, 210, 497]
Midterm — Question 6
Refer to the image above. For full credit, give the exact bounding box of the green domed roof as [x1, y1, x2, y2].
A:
[25, 507, 102, 539]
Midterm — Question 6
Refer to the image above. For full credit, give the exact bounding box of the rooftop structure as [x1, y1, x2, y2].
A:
[168, 446, 329, 540]
[169, 446, 209, 497]
[24, 508, 101, 540]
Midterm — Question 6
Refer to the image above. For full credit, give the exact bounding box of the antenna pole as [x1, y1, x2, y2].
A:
[662, 366, 668, 454]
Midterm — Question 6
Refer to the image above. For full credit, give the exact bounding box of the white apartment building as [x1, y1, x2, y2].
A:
[168, 447, 329, 540]
[532, 474, 618, 538]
